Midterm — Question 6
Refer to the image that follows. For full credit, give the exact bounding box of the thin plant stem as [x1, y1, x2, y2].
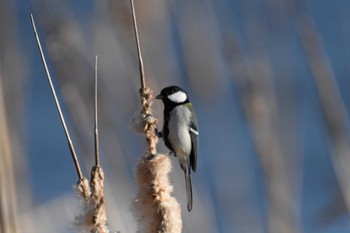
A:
[129, 0, 146, 90]
[94, 55, 100, 167]
[30, 13, 83, 180]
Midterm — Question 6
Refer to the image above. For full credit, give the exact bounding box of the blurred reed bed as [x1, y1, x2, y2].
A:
[218, 5, 299, 233]
[0, 0, 349, 232]
[223, 0, 302, 232]
[0, 0, 29, 232]
[292, 0, 350, 223]
[0, 75, 20, 233]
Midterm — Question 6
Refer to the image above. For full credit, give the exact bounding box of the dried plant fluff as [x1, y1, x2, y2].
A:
[132, 86, 182, 233]
[134, 154, 182, 233]
[139, 87, 158, 156]
[75, 177, 92, 203]
[129, 1, 183, 229]
[131, 114, 146, 133]
[131, 114, 159, 134]
[74, 167, 109, 233]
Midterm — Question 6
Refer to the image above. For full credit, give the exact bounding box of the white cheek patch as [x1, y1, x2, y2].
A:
[168, 91, 187, 103]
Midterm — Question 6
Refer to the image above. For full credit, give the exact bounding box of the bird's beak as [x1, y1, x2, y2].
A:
[156, 94, 163, 99]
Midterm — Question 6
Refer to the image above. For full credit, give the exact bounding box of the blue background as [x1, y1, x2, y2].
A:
[3, 0, 350, 232]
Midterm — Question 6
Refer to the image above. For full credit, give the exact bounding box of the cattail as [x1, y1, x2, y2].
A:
[31, 14, 111, 233]
[89, 166, 108, 233]
[74, 178, 93, 232]
[74, 57, 110, 233]
[76, 177, 92, 203]
[74, 167, 109, 233]
[132, 82, 182, 233]
[128, 0, 183, 230]
[134, 154, 182, 233]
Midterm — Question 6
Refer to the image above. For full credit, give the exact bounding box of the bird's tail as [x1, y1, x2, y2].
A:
[185, 170, 193, 212]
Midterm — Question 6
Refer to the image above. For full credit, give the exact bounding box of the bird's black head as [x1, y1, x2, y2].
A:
[156, 86, 189, 106]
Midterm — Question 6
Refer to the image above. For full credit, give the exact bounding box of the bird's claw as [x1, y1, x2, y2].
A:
[154, 128, 162, 138]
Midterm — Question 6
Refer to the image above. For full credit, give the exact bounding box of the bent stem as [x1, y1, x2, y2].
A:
[30, 13, 83, 181]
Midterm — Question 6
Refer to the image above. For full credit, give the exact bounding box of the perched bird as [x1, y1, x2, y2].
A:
[156, 85, 199, 211]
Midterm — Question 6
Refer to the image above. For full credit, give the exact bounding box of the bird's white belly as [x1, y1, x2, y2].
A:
[168, 105, 192, 161]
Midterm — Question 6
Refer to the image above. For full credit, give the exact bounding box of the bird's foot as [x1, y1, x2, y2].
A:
[154, 128, 163, 138]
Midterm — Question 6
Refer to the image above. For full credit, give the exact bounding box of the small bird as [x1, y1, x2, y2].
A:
[156, 85, 198, 212]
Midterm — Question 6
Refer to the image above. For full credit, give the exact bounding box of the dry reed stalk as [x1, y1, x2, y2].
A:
[74, 56, 109, 233]
[31, 2, 95, 168]
[129, 0, 182, 232]
[31, 15, 110, 232]
[31, 12, 90, 202]
[30, 14, 83, 181]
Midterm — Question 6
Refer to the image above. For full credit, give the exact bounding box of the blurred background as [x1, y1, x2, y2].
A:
[1, 0, 350, 232]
